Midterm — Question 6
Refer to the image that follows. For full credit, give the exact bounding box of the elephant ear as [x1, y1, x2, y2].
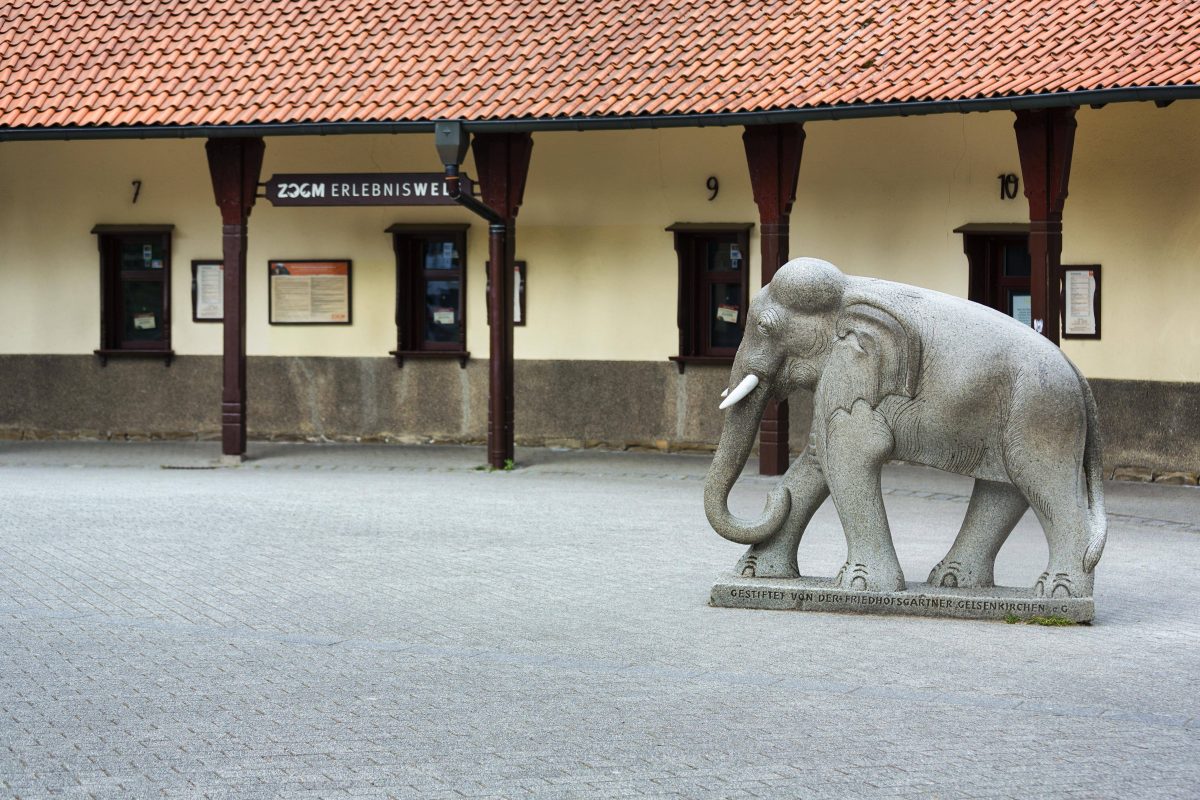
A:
[822, 303, 922, 411]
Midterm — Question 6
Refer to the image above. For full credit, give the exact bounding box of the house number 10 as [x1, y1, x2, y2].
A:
[998, 173, 1019, 200]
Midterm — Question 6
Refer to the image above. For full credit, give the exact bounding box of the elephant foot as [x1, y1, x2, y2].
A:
[1033, 571, 1093, 599]
[735, 543, 800, 579]
[835, 561, 905, 593]
[927, 559, 994, 590]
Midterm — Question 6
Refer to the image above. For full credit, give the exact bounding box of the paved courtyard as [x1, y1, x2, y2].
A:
[1, 441, 1198, 799]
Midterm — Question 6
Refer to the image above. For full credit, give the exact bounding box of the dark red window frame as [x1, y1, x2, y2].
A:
[387, 223, 470, 367]
[667, 223, 752, 369]
[957, 223, 1033, 323]
[91, 224, 174, 365]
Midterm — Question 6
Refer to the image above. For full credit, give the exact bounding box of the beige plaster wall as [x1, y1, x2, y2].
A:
[0, 134, 480, 358]
[1, 101, 1197, 380]
[1060, 103, 1200, 381]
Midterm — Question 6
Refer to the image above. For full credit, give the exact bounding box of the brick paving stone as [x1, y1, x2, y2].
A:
[0, 441, 1198, 799]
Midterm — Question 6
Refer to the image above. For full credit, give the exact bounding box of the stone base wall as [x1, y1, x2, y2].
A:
[0, 355, 814, 453]
[1, 356, 1196, 474]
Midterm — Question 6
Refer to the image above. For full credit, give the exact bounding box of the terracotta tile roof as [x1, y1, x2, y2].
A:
[1, 0, 1197, 132]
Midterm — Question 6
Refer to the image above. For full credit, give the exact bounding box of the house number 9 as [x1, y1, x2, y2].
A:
[998, 173, 1019, 200]
[706, 176, 719, 201]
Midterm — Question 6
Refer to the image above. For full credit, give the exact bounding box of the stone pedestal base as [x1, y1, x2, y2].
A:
[710, 574, 1093, 623]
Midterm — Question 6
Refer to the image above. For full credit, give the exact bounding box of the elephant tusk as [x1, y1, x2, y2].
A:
[719, 374, 759, 410]
[720, 388, 729, 397]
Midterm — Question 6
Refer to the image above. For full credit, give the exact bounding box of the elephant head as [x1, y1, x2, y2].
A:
[704, 258, 848, 545]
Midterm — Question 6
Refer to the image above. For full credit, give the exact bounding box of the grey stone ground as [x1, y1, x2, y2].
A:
[1, 441, 1198, 800]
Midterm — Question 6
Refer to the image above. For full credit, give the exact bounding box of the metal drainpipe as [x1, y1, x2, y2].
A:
[442, 163, 514, 468]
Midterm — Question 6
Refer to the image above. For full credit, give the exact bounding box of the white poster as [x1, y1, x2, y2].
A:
[1063, 269, 1097, 336]
[513, 264, 524, 324]
[194, 262, 223, 320]
[1011, 294, 1032, 327]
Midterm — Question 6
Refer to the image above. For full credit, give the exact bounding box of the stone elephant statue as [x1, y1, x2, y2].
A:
[705, 258, 1107, 598]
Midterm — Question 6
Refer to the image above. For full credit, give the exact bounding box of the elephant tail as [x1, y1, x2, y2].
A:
[1071, 362, 1108, 573]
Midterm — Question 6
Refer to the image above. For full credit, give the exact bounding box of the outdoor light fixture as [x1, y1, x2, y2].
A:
[435, 119, 503, 224]
[434, 120, 469, 174]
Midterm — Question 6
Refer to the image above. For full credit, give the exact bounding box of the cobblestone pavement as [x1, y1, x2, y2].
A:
[1, 441, 1198, 799]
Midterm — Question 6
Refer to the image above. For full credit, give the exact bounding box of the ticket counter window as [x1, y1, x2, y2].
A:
[667, 223, 752, 366]
[956, 225, 1034, 327]
[92, 225, 173, 358]
[388, 224, 469, 364]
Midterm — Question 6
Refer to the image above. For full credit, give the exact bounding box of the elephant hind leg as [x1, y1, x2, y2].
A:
[1009, 470, 1096, 599]
[1001, 374, 1093, 597]
[928, 479, 1027, 589]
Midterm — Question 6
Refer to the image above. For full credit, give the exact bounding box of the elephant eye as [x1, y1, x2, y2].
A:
[757, 309, 779, 335]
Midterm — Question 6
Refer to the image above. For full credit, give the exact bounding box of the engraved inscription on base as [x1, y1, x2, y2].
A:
[711, 575, 1094, 623]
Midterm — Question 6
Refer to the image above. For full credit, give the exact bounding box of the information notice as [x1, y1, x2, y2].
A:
[194, 261, 223, 320]
[269, 261, 351, 324]
[1063, 268, 1097, 336]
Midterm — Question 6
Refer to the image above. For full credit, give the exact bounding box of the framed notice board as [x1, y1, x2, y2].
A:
[191, 259, 224, 322]
[268, 260, 352, 325]
[514, 260, 527, 326]
[1059, 264, 1101, 340]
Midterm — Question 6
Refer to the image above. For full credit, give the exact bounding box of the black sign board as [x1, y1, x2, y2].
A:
[263, 173, 471, 207]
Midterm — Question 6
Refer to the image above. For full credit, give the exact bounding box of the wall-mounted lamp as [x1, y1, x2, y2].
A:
[435, 120, 470, 174]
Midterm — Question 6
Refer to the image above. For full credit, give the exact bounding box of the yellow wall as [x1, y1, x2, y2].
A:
[1, 101, 1198, 380]
[1060, 103, 1200, 381]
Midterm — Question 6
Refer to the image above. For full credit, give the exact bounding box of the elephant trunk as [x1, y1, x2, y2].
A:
[704, 372, 792, 545]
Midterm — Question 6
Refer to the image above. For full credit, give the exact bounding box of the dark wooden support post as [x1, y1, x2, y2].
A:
[743, 123, 805, 476]
[471, 132, 533, 468]
[206, 137, 265, 458]
[1014, 108, 1077, 344]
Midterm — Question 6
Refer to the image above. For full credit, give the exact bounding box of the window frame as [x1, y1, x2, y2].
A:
[956, 223, 1031, 313]
[667, 223, 753, 369]
[387, 223, 470, 367]
[91, 224, 175, 365]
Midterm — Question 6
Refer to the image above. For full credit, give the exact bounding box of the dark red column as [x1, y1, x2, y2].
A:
[743, 123, 805, 475]
[205, 138, 265, 458]
[471, 132, 533, 468]
[1014, 108, 1077, 344]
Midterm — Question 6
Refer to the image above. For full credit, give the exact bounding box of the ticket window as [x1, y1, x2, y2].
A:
[668, 224, 752, 366]
[957, 225, 1033, 327]
[92, 225, 174, 359]
[388, 224, 470, 366]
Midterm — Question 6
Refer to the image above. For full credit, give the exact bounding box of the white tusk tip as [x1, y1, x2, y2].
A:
[719, 374, 759, 410]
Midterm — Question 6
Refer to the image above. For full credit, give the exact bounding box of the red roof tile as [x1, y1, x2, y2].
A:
[0, 0, 1197, 133]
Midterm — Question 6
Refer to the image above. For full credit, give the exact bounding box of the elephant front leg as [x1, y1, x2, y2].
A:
[823, 400, 905, 592]
[735, 444, 830, 578]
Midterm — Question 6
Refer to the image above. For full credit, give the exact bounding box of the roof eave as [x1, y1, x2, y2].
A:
[1, 85, 1196, 142]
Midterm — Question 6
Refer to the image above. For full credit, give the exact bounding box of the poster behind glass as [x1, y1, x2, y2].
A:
[269, 260, 352, 324]
[192, 260, 223, 321]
